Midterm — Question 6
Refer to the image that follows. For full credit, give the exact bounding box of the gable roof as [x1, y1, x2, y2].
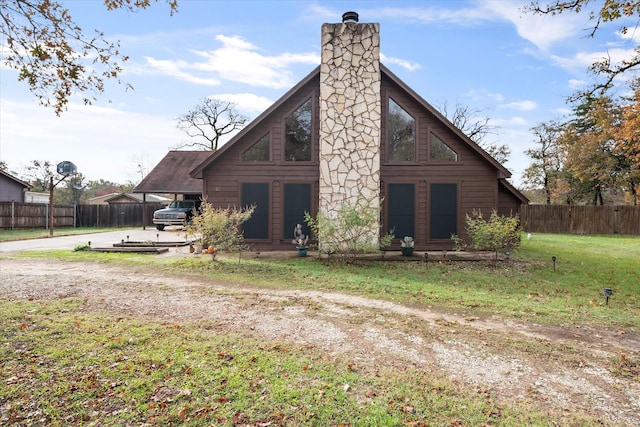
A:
[0, 169, 32, 190]
[134, 151, 211, 194]
[190, 66, 321, 179]
[191, 64, 513, 181]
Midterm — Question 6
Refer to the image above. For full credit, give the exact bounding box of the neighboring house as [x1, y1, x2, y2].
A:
[133, 151, 210, 202]
[0, 170, 32, 202]
[24, 191, 49, 204]
[186, 13, 527, 251]
[87, 192, 171, 205]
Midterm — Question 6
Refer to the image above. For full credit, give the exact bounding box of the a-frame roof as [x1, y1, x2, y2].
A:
[191, 64, 514, 182]
[134, 150, 211, 195]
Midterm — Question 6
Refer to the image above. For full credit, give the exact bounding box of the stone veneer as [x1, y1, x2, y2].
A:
[319, 19, 381, 243]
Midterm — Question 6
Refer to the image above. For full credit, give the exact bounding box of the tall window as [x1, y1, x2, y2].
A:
[430, 133, 458, 161]
[387, 98, 415, 161]
[243, 134, 270, 162]
[241, 183, 269, 239]
[285, 99, 312, 161]
[430, 183, 457, 239]
[387, 183, 415, 239]
[283, 183, 311, 240]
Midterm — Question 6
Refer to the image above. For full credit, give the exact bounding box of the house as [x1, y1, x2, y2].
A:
[24, 191, 49, 204]
[87, 192, 171, 205]
[0, 170, 32, 202]
[133, 151, 210, 202]
[186, 12, 527, 251]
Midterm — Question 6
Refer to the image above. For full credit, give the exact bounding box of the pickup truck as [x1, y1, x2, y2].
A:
[152, 200, 200, 230]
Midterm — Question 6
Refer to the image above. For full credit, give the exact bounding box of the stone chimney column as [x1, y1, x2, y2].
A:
[319, 12, 381, 246]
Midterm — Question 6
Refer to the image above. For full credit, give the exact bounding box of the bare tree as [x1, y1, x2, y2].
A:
[175, 98, 249, 151]
[0, 0, 177, 115]
[437, 100, 509, 164]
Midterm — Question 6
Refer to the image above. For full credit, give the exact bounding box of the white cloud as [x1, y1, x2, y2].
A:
[502, 100, 537, 111]
[464, 88, 506, 103]
[1, 100, 181, 184]
[142, 34, 319, 90]
[479, 0, 589, 51]
[210, 93, 274, 116]
[380, 54, 421, 71]
[491, 116, 528, 127]
[567, 78, 587, 89]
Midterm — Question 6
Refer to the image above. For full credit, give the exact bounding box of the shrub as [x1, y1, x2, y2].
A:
[185, 202, 255, 255]
[452, 210, 521, 260]
[304, 195, 394, 258]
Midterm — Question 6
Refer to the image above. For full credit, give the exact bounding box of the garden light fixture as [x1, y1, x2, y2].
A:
[603, 288, 613, 305]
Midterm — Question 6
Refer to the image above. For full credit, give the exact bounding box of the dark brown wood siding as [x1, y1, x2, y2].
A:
[201, 72, 521, 251]
[380, 75, 502, 249]
[202, 80, 320, 249]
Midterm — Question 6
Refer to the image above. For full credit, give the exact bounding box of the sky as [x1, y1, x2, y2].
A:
[2, 0, 639, 188]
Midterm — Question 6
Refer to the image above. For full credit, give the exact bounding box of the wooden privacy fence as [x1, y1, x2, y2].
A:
[520, 205, 640, 235]
[76, 203, 166, 228]
[0, 202, 75, 229]
[0, 202, 166, 229]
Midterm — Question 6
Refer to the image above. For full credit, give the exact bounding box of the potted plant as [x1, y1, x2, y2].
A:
[401, 236, 414, 256]
[292, 223, 309, 257]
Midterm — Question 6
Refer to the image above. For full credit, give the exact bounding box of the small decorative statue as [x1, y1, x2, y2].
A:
[292, 223, 308, 248]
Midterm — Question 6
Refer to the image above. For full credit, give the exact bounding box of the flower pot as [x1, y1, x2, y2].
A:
[401, 247, 414, 256]
[297, 247, 308, 257]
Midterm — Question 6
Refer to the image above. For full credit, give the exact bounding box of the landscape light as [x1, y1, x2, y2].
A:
[603, 288, 614, 306]
[552, 255, 557, 272]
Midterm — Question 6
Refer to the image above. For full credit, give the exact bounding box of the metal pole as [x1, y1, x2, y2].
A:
[49, 176, 54, 237]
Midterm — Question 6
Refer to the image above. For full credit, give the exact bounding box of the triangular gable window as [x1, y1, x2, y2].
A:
[243, 133, 270, 161]
[430, 132, 458, 161]
[388, 98, 415, 161]
[285, 98, 312, 161]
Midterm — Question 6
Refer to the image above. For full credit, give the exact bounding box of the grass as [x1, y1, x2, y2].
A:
[0, 227, 134, 242]
[2, 233, 638, 425]
[14, 233, 640, 328]
[0, 298, 603, 426]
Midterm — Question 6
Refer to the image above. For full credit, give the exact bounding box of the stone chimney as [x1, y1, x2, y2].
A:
[319, 11, 381, 246]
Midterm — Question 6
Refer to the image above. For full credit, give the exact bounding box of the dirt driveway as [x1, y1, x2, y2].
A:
[0, 255, 638, 425]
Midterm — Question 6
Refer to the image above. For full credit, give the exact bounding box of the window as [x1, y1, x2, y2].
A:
[285, 99, 312, 161]
[283, 183, 311, 240]
[387, 98, 415, 161]
[430, 183, 457, 239]
[387, 183, 415, 239]
[243, 134, 270, 161]
[241, 183, 269, 239]
[430, 133, 458, 161]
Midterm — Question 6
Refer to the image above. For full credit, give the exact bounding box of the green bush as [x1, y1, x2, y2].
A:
[304, 195, 394, 258]
[452, 210, 521, 260]
[185, 202, 255, 254]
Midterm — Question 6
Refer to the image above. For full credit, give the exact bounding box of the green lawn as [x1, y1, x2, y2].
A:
[1, 233, 638, 426]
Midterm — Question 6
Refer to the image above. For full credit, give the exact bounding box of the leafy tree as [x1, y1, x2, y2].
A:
[452, 210, 521, 262]
[523, 120, 566, 204]
[176, 98, 249, 151]
[438, 100, 509, 164]
[22, 160, 54, 192]
[304, 195, 394, 258]
[526, 0, 640, 100]
[561, 96, 621, 204]
[613, 80, 640, 204]
[55, 174, 87, 205]
[0, 0, 178, 115]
